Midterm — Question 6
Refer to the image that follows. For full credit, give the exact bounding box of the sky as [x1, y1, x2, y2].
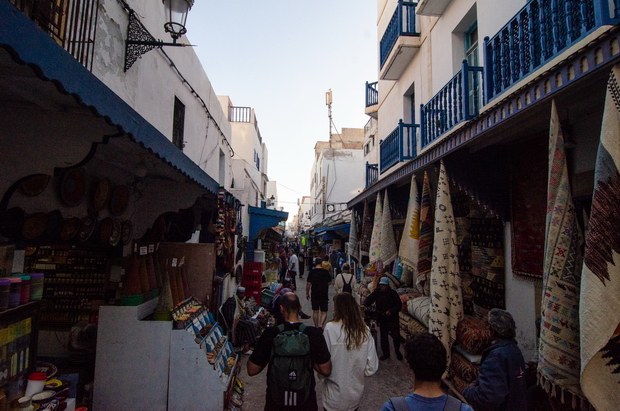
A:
[185, 1, 378, 222]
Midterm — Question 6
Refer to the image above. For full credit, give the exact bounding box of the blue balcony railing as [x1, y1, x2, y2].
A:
[420, 61, 483, 148]
[380, 120, 419, 173]
[485, 0, 620, 101]
[366, 81, 378, 107]
[366, 162, 379, 188]
[380, 2, 420, 68]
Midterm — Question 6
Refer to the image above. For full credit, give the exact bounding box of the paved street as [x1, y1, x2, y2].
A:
[238, 274, 414, 411]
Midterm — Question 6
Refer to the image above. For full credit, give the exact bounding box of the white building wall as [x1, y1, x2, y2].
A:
[91, 0, 233, 188]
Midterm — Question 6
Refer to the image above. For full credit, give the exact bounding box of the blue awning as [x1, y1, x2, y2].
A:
[248, 206, 288, 241]
[314, 223, 350, 235]
[0, 0, 220, 194]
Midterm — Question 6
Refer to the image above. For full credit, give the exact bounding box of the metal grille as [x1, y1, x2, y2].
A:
[173, 97, 186, 150]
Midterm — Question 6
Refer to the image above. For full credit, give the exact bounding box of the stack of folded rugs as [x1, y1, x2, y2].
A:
[397, 294, 429, 340]
[449, 315, 491, 393]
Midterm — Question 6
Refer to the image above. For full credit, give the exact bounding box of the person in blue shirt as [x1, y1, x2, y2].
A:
[381, 333, 473, 411]
[463, 308, 527, 411]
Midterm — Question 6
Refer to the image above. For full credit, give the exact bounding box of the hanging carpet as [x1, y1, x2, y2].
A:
[349, 210, 360, 262]
[360, 200, 372, 257]
[380, 190, 398, 265]
[369, 192, 383, 264]
[399, 174, 420, 271]
[417, 171, 434, 295]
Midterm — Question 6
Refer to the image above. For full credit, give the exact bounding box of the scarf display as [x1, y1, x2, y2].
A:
[369, 192, 383, 263]
[511, 137, 547, 280]
[429, 161, 463, 365]
[417, 171, 434, 295]
[580, 66, 620, 410]
[360, 200, 372, 257]
[399, 174, 420, 270]
[349, 210, 360, 262]
[380, 190, 397, 265]
[538, 100, 584, 405]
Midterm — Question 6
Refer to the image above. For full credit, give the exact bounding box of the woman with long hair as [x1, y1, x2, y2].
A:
[321, 292, 379, 411]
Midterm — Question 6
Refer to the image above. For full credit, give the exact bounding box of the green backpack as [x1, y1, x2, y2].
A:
[267, 324, 312, 407]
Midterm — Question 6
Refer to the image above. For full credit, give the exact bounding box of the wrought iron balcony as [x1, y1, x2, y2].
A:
[380, 1, 420, 80]
[366, 162, 379, 188]
[380, 120, 419, 173]
[365, 81, 378, 107]
[420, 60, 483, 148]
[484, 0, 620, 102]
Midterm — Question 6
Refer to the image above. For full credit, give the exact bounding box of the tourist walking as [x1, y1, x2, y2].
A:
[381, 333, 473, 411]
[334, 263, 357, 295]
[362, 277, 403, 361]
[321, 292, 379, 411]
[247, 293, 331, 410]
[306, 257, 332, 329]
[463, 308, 527, 411]
[288, 249, 299, 288]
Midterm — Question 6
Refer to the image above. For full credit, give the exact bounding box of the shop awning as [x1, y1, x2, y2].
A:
[0, 0, 221, 195]
[314, 223, 350, 235]
[248, 206, 288, 242]
[254, 227, 283, 243]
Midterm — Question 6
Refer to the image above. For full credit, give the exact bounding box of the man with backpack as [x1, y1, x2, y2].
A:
[381, 333, 473, 411]
[248, 292, 332, 410]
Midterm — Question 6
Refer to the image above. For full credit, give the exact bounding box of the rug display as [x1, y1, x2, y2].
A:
[399, 311, 428, 335]
[470, 217, 505, 318]
[349, 210, 360, 262]
[429, 161, 463, 363]
[456, 315, 491, 355]
[511, 137, 547, 280]
[452, 187, 474, 316]
[417, 171, 434, 295]
[580, 65, 620, 411]
[538, 100, 584, 404]
[369, 192, 383, 263]
[407, 296, 431, 327]
[450, 350, 481, 384]
[380, 190, 398, 265]
[360, 200, 372, 258]
[399, 175, 420, 270]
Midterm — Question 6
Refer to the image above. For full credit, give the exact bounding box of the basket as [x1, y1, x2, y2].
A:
[261, 290, 275, 308]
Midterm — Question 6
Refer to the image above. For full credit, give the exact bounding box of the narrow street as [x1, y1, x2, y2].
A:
[238, 275, 414, 411]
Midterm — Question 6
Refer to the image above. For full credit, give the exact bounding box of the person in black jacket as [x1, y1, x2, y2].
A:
[362, 276, 403, 361]
[463, 308, 528, 411]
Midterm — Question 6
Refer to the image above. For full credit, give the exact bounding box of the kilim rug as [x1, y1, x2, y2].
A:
[580, 65, 620, 410]
[349, 210, 360, 262]
[429, 161, 464, 368]
[417, 171, 434, 295]
[380, 190, 398, 265]
[538, 100, 584, 406]
[369, 192, 383, 264]
[399, 175, 420, 270]
[360, 200, 372, 258]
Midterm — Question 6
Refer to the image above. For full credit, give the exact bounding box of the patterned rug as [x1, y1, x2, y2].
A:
[538, 100, 584, 405]
[381, 190, 398, 265]
[429, 161, 464, 366]
[511, 137, 547, 280]
[580, 65, 620, 410]
[369, 192, 383, 263]
[349, 210, 360, 262]
[399, 174, 420, 270]
[417, 171, 434, 295]
[360, 200, 372, 258]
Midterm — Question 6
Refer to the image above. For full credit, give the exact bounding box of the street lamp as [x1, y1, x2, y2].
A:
[124, 0, 195, 71]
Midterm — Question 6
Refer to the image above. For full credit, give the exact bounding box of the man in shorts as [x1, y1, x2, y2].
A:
[306, 257, 332, 329]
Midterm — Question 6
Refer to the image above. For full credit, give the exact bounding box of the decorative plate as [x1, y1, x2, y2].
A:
[60, 168, 87, 207]
[79, 216, 97, 243]
[109, 185, 130, 216]
[121, 220, 133, 245]
[99, 217, 113, 244]
[21, 213, 48, 240]
[21, 174, 50, 197]
[93, 178, 112, 211]
[60, 218, 82, 241]
[110, 219, 122, 247]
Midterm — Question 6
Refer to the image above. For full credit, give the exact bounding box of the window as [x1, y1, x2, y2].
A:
[465, 23, 481, 114]
[218, 149, 225, 185]
[364, 136, 375, 156]
[173, 97, 185, 150]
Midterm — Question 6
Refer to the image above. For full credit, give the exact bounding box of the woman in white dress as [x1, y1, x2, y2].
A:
[321, 292, 379, 411]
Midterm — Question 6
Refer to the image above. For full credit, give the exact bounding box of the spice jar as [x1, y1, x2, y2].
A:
[0, 278, 10, 312]
[8, 277, 22, 308]
[29, 273, 44, 301]
[16, 275, 30, 304]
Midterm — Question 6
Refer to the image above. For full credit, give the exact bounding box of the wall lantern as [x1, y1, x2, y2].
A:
[124, 0, 195, 71]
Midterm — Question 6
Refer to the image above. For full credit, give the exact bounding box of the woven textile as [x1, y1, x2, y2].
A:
[429, 162, 464, 364]
[417, 171, 434, 295]
[360, 200, 372, 257]
[380, 190, 398, 265]
[456, 315, 491, 355]
[369, 192, 383, 263]
[407, 296, 431, 327]
[450, 350, 481, 383]
[580, 66, 620, 411]
[511, 137, 547, 280]
[350, 210, 360, 262]
[451, 374, 469, 395]
[397, 311, 428, 335]
[538, 100, 584, 403]
[399, 175, 420, 270]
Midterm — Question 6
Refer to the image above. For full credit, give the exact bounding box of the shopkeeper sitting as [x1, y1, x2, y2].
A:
[221, 286, 261, 355]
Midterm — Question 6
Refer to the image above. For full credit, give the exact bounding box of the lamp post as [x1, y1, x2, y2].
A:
[124, 0, 195, 71]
